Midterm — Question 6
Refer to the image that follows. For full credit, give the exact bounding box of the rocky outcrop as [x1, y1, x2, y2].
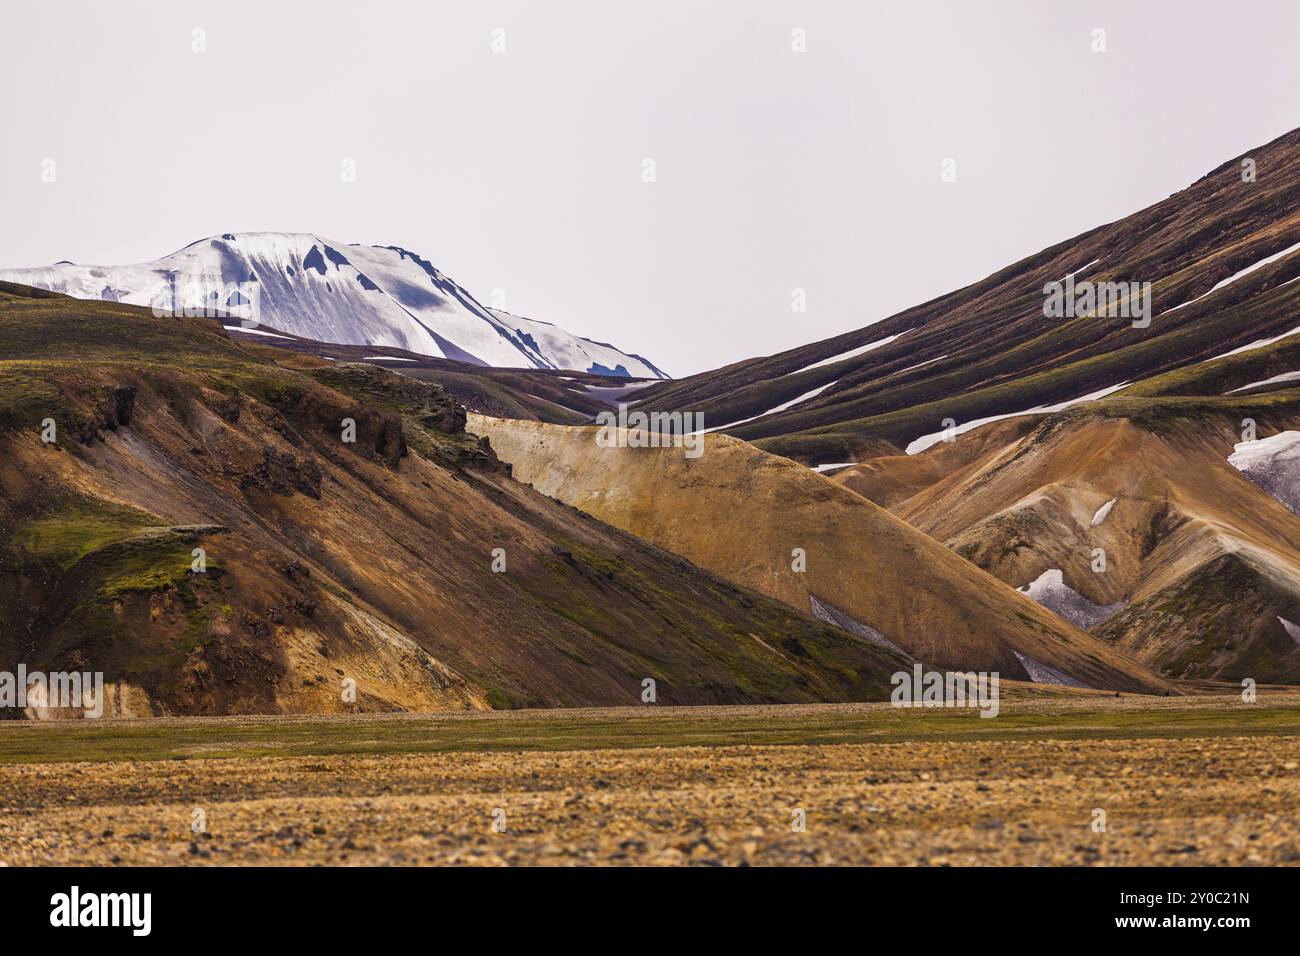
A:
[313, 363, 466, 435]
[240, 448, 323, 498]
[77, 384, 137, 443]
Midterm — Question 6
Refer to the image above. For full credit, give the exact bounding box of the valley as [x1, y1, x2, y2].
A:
[7, 125, 1300, 714]
[2, 690, 1295, 866]
[5, 0, 1298, 890]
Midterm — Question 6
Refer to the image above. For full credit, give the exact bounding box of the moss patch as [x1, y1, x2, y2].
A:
[3, 497, 160, 574]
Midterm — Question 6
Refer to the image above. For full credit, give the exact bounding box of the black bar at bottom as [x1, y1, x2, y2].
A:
[0, 865, 1273, 942]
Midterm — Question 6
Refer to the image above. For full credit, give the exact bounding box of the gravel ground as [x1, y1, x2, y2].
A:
[2, 734, 1297, 866]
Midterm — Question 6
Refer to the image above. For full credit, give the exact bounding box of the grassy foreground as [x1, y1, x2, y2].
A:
[2, 691, 1296, 765]
[2, 693, 1299, 866]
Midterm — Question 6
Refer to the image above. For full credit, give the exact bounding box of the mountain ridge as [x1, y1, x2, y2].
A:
[630, 126, 1300, 466]
[0, 232, 668, 380]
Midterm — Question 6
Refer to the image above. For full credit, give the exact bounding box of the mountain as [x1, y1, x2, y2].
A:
[832, 393, 1300, 683]
[8, 126, 1296, 709]
[607, 126, 1300, 684]
[217, 329, 663, 425]
[470, 415, 1173, 694]
[0, 282, 904, 717]
[630, 127, 1300, 466]
[0, 232, 668, 379]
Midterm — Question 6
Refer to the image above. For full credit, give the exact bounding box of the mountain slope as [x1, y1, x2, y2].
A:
[611, 123, 1300, 685]
[630, 127, 1300, 467]
[0, 233, 667, 378]
[470, 415, 1173, 694]
[0, 282, 904, 717]
[214, 329, 661, 425]
[833, 397, 1300, 682]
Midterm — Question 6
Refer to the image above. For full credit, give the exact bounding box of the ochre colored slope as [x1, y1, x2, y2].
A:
[471, 415, 1172, 694]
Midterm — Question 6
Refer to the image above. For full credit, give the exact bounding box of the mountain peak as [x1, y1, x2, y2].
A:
[0, 234, 668, 378]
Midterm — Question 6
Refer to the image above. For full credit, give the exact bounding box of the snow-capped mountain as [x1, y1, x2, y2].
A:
[0, 233, 669, 378]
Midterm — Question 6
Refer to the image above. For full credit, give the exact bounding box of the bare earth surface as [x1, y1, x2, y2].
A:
[2, 692, 1298, 866]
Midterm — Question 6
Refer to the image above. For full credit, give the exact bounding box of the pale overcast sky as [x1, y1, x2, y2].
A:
[2, 0, 1298, 375]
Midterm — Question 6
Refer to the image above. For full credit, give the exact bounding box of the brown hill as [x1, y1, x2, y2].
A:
[471, 414, 1173, 694]
[833, 397, 1300, 682]
[0, 283, 910, 716]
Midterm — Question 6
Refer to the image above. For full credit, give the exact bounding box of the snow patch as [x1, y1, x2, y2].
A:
[905, 383, 1130, 455]
[224, 325, 292, 340]
[792, 329, 913, 374]
[764, 379, 839, 414]
[704, 379, 839, 432]
[1091, 498, 1117, 527]
[895, 355, 949, 375]
[1227, 370, 1300, 393]
[1204, 324, 1300, 363]
[809, 595, 905, 655]
[1057, 258, 1100, 283]
[1011, 650, 1092, 688]
[1162, 238, 1300, 317]
[1227, 431, 1300, 515]
[1278, 617, 1300, 645]
[1017, 569, 1124, 630]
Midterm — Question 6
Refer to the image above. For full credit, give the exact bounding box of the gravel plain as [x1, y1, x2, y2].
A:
[2, 694, 1297, 866]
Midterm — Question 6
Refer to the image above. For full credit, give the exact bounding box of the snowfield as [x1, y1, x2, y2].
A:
[0, 233, 667, 378]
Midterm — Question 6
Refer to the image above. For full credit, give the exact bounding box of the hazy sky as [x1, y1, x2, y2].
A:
[3, 1, 1298, 375]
